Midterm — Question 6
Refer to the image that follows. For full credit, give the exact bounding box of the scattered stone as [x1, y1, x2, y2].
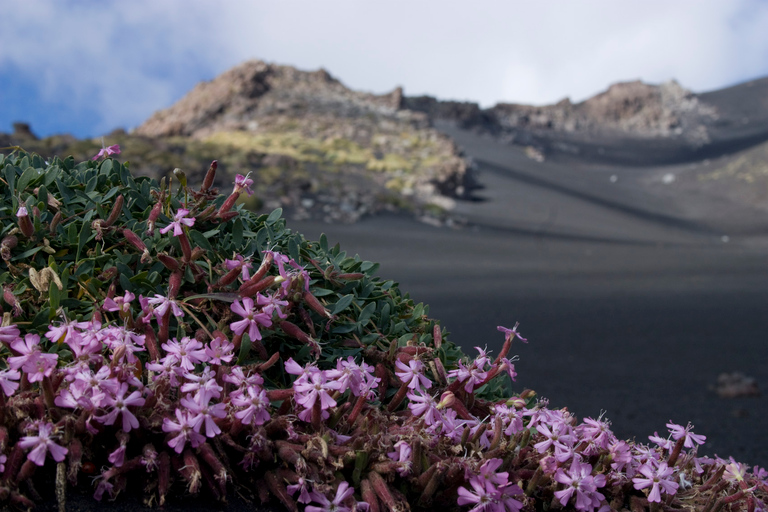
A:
[712, 372, 760, 398]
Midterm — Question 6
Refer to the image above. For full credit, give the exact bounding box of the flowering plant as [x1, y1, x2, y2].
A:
[0, 149, 765, 511]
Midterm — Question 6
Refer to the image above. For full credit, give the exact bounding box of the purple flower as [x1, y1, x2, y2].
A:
[387, 440, 413, 476]
[231, 384, 271, 427]
[406, 389, 442, 426]
[18, 421, 68, 466]
[108, 444, 126, 467]
[395, 359, 432, 390]
[234, 173, 254, 196]
[147, 294, 184, 322]
[92, 143, 121, 161]
[0, 368, 20, 396]
[103, 291, 135, 313]
[287, 476, 313, 504]
[7, 333, 43, 371]
[0, 324, 20, 345]
[457, 478, 493, 511]
[294, 370, 341, 411]
[162, 408, 206, 453]
[632, 461, 678, 503]
[159, 208, 195, 237]
[180, 391, 227, 437]
[204, 336, 235, 365]
[96, 382, 145, 432]
[180, 366, 223, 398]
[161, 336, 208, 371]
[306, 481, 355, 512]
[225, 254, 254, 281]
[666, 421, 706, 449]
[497, 324, 527, 342]
[554, 458, 606, 511]
[230, 297, 272, 341]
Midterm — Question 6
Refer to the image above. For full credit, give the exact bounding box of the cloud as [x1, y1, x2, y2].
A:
[1, 0, 768, 137]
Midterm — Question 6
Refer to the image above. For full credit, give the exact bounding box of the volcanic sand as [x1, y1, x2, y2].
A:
[292, 127, 768, 467]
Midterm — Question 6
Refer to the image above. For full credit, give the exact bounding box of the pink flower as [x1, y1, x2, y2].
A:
[406, 389, 442, 426]
[632, 461, 678, 503]
[180, 366, 223, 399]
[203, 337, 235, 366]
[234, 173, 254, 196]
[0, 368, 20, 396]
[387, 440, 413, 476]
[666, 421, 706, 449]
[180, 391, 227, 437]
[96, 382, 145, 432]
[103, 291, 135, 313]
[161, 336, 208, 371]
[497, 324, 527, 342]
[554, 458, 606, 511]
[162, 408, 205, 453]
[306, 481, 355, 512]
[395, 359, 432, 390]
[287, 476, 313, 504]
[225, 254, 254, 281]
[147, 294, 184, 322]
[294, 370, 341, 411]
[230, 297, 272, 341]
[159, 208, 195, 237]
[7, 333, 43, 371]
[231, 384, 271, 426]
[108, 445, 126, 467]
[457, 476, 496, 511]
[25, 352, 59, 383]
[0, 325, 20, 345]
[257, 292, 288, 320]
[18, 422, 68, 466]
[92, 143, 121, 161]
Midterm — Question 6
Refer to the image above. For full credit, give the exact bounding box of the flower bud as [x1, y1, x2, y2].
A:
[1, 236, 17, 261]
[103, 194, 124, 227]
[49, 211, 62, 235]
[437, 391, 455, 410]
[202, 160, 217, 191]
[172, 168, 187, 188]
[16, 206, 34, 238]
[157, 253, 180, 271]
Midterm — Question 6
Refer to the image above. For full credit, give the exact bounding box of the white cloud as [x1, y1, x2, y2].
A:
[2, 0, 768, 135]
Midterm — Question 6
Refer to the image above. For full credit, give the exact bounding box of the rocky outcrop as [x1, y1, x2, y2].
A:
[131, 60, 469, 224]
[405, 80, 719, 152]
[136, 60, 419, 138]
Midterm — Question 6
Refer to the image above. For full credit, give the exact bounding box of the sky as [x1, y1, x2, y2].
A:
[1, 0, 768, 139]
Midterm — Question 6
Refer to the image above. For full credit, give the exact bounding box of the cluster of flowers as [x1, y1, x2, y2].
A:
[385, 332, 768, 512]
[1, 149, 767, 511]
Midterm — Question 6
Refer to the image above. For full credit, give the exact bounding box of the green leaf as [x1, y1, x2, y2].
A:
[379, 302, 391, 329]
[319, 233, 328, 253]
[356, 302, 376, 328]
[17, 165, 39, 193]
[232, 218, 244, 247]
[288, 237, 300, 261]
[31, 307, 51, 331]
[48, 279, 61, 313]
[99, 159, 113, 176]
[331, 323, 358, 334]
[189, 230, 213, 252]
[266, 208, 282, 224]
[76, 220, 92, 261]
[331, 294, 354, 315]
[4, 165, 17, 196]
[11, 246, 44, 261]
[311, 288, 335, 297]
[237, 333, 252, 365]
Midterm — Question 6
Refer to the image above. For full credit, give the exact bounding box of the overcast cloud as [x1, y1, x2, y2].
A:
[1, 0, 767, 138]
